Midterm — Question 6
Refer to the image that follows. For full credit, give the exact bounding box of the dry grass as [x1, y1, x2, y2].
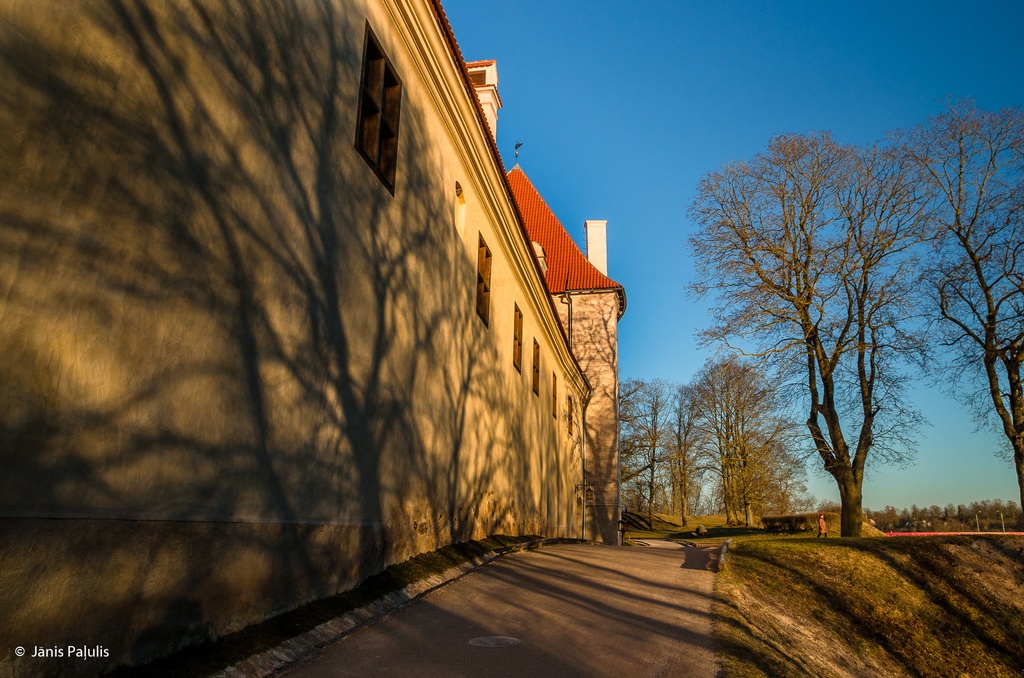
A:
[622, 512, 738, 543]
[622, 512, 882, 545]
[715, 535, 1024, 677]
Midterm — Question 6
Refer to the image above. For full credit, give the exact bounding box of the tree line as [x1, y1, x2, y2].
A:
[619, 357, 813, 527]
[688, 101, 1024, 536]
[865, 499, 1021, 533]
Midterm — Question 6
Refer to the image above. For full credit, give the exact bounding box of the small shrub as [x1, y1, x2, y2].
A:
[762, 513, 839, 533]
[762, 514, 812, 532]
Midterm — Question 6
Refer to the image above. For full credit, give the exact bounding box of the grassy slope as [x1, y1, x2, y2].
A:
[621, 512, 879, 544]
[623, 513, 740, 543]
[716, 535, 1024, 677]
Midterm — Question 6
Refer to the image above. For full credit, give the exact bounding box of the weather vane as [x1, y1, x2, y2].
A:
[515, 140, 523, 161]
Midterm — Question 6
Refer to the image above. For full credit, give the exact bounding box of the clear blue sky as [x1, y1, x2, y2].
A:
[443, 1, 1024, 510]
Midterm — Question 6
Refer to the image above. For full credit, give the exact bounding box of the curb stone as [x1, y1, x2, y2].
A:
[208, 538, 558, 678]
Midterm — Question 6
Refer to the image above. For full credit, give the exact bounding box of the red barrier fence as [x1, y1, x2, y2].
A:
[884, 531, 1024, 537]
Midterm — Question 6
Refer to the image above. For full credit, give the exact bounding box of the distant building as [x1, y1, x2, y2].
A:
[0, 0, 624, 674]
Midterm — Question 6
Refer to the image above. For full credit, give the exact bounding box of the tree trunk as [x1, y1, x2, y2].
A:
[671, 466, 689, 526]
[989, 356, 1024, 529]
[680, 478, 689, 527]
[722, 472, 737, 525]
[647, 460, 656, 527]
[671, 468, 681, 518]
[837, 473, 864, 537]
[722, 466, 737, 525]
[1015, 441, 1024, 529]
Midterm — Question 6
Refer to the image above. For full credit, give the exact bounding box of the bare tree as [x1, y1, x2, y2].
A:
[691, 357, 798, 526]
[619, 378, 671, 525]
[691, 361, 741, 525]
[903, 101, 1024, 511]
[618, 378, 645, 515]
[690, 133, 930, 536]
[666, 383, 701, 525]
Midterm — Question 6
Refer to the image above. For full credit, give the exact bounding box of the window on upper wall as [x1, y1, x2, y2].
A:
[552, 373, 558, 418]
[567, 395, 574, 435]
[512, 304, 523, 372]
[454, 182, 466, 234]
[476, 235, 492, 325]
[532, 340, 540, 395]
[355, 25, 402, 193]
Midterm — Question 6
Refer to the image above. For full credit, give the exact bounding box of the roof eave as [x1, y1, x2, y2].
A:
[428, 0, 592, 389]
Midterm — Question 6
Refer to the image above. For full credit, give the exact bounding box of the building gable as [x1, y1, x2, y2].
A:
[507, 167, 626, 318]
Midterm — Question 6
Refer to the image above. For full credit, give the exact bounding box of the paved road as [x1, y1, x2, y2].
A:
[281, 541, 721, 677]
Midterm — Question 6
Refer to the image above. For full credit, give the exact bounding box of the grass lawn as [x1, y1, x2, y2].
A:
[716, 534, 1024, 677]
[622, 513, 748, 544]
[621, 512, 833, 545]
[625, 513, 1024, 676]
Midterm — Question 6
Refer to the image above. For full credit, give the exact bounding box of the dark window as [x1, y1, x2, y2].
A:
[513, 304, 523, 372]
[356, 26, 401, 193]
[532, 340, 540, 395]
[552, 373, 558, 418]
[567, 395, 574, 435]
[476, 235, 492, 324]
[454, 182, 466, 233]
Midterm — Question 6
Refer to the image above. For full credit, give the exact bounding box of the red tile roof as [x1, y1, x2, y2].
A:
[430, 1, 624, 320]
[507, 167, 626, 316]
[429, 1, 507, 176]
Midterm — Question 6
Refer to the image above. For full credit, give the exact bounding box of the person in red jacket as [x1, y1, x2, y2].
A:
[818, 514, 828, 538]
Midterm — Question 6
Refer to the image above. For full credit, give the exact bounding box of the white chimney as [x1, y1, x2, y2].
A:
[585, 220, 608, 275]
[466, 60, 501, 141]
[532, 241, 549, 275]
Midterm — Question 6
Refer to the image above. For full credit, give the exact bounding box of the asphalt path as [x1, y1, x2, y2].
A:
[281, 541, 721, 677]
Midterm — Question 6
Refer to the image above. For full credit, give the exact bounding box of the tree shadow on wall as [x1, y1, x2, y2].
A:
[0, 0, 552, 670]
[573, 294, 621, 540]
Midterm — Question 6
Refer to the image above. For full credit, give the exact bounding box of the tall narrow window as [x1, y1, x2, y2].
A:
[356, 25, 402, 193]
[512, 304, 523, 372]
[454, 182, 466, 234]
[476, 235, 492, 324]
[532, 339, 540, 395]
[567, 395, 574, 435]
[552, 373, 558, 418]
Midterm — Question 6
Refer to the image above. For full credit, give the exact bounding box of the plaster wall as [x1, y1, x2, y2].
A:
[0, 0, 585, 674]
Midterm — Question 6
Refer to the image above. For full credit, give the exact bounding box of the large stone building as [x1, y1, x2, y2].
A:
[0, 0, 623, 674]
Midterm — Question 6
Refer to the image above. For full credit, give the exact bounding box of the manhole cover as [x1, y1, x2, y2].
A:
[468, 636, 521, 648]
